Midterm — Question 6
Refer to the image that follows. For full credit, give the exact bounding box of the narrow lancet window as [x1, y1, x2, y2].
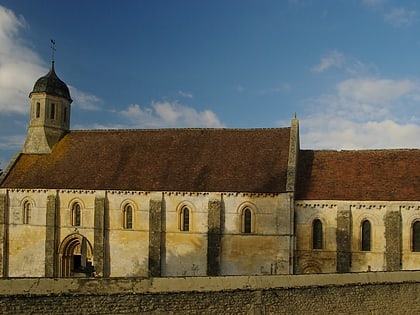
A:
[361, 220, 371, 251]
[312, 219, 323, 249]
[23, 201, 31, 224]
[242, 208, 252, 233]
[71, 203, 81, 226]
[180, 206, 190, 231]
[412, 221, 420, 252]
[124, 204, 133, 229]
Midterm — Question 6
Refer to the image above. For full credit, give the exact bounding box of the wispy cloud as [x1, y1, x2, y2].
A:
[288, 0, 312, 6]
[235, 84, 246, 93]
[119, 101, 225, 128]
[312, 51, 377, 75]
[178, 90, 193, 99]
[69, 86, 102, 110]
[312, 51, 344, 73]
[360, 0, 386, 7]
[0, 134, 25, 151]
[361, 1, 417, 28]
[258, 83, 292, 95]
[384, 7, 417, 27]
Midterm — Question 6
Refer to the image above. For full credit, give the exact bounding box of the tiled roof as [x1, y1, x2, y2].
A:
[296, 149, 420, 201]
[1, 128, 291, 193]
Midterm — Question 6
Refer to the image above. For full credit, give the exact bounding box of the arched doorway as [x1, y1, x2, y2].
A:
[58, 233, 94, 277]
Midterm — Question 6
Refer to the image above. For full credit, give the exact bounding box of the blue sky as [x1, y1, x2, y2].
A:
[0, 0, 419, 169]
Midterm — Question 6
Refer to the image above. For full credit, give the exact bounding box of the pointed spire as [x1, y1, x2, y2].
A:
[50, 39, 56, 64]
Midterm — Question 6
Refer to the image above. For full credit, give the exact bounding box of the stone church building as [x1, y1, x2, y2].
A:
[0, 63, 419, 278]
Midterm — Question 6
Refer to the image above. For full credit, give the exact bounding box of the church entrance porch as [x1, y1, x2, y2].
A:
[58, 233, 94, 277]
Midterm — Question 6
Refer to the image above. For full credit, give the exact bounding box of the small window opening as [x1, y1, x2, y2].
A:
[35, 102, 40, 118]
[23, 201, 31, 224]
[71, 203, 81, 226]
[50, 103, 56, 119]
[63, 107, 67, 123]
[243, 208, 252, 233]
[124, 204, 133, 229]
[412, 221, 420, 252]
[312, 219, 323, 249]
[361, 220, 371, 251]
[180, 206, 190, 231]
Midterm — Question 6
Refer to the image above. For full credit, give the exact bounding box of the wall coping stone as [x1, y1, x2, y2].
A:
[1, 271, 420, 296]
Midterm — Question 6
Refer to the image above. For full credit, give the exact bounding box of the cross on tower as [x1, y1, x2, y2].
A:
[50, 39, 56, 63]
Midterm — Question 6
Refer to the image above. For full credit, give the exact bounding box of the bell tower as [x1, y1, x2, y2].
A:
[23, 55, 72, 154]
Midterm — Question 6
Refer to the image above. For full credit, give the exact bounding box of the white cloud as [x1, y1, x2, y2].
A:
[0, 5, 102, 115]
[302, 118, 420, 150]
[385, 7, 417, 27]
[0, 6, 46, 114]
[312, 51, 344, 73]
[69, 86, 102, 110]
[337, 78, 416, 104]
[119, 101, 225, 128]
[300, 77, 420, 149]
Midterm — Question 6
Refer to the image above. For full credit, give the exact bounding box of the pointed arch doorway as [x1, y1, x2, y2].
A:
[58, 233, 94, 277]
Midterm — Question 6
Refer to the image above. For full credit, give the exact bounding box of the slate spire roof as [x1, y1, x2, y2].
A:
[30, 61, 72, 101]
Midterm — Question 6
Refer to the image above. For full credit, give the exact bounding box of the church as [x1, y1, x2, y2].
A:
[0, 62, 419, 278]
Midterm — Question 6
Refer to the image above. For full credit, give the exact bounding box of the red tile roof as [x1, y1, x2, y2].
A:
[296, 149, 420, 201]
[1, 128, 291, 193]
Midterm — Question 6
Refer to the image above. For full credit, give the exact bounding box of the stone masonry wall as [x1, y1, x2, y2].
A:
[0, 272, 420, 314]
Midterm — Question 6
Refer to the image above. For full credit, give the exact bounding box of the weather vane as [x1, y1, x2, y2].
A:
[50, 39, 56, 63]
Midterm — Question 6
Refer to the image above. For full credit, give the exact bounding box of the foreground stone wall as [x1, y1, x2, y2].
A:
[0, 272, 420, 314]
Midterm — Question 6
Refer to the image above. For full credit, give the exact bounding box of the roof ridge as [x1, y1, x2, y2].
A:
[69, 127, 290, 133]
[306, 148, 420, 153]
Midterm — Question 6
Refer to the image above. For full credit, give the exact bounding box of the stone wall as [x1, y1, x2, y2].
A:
[1, 272, 420, 314]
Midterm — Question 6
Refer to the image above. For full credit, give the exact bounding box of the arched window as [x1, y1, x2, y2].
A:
[312, 219, 323, 249]
[23, 201, 31, 224]
[180, 206, 190, 231]
[361, 220, 371, 251]
[123, 204, 133, 229]
[412, 221, 420, 252]
[242, 207, 252, 234]
[71, 203, 81, 226]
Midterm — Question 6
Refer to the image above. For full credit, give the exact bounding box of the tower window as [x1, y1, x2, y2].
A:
[242, 207, 253, 234]
[123, 204, 133, 229]
[36, 102, 40, 118]
[361, 220, 371, 251]
[312, 219, 323, 249]
[63, 107, 68, 123]
[180, 206, 190, 231]
[23, 201, 31, 224]
[50, 103, 56, 120]
[71, 203, 81, 226]
[412, 221, 420, 252]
